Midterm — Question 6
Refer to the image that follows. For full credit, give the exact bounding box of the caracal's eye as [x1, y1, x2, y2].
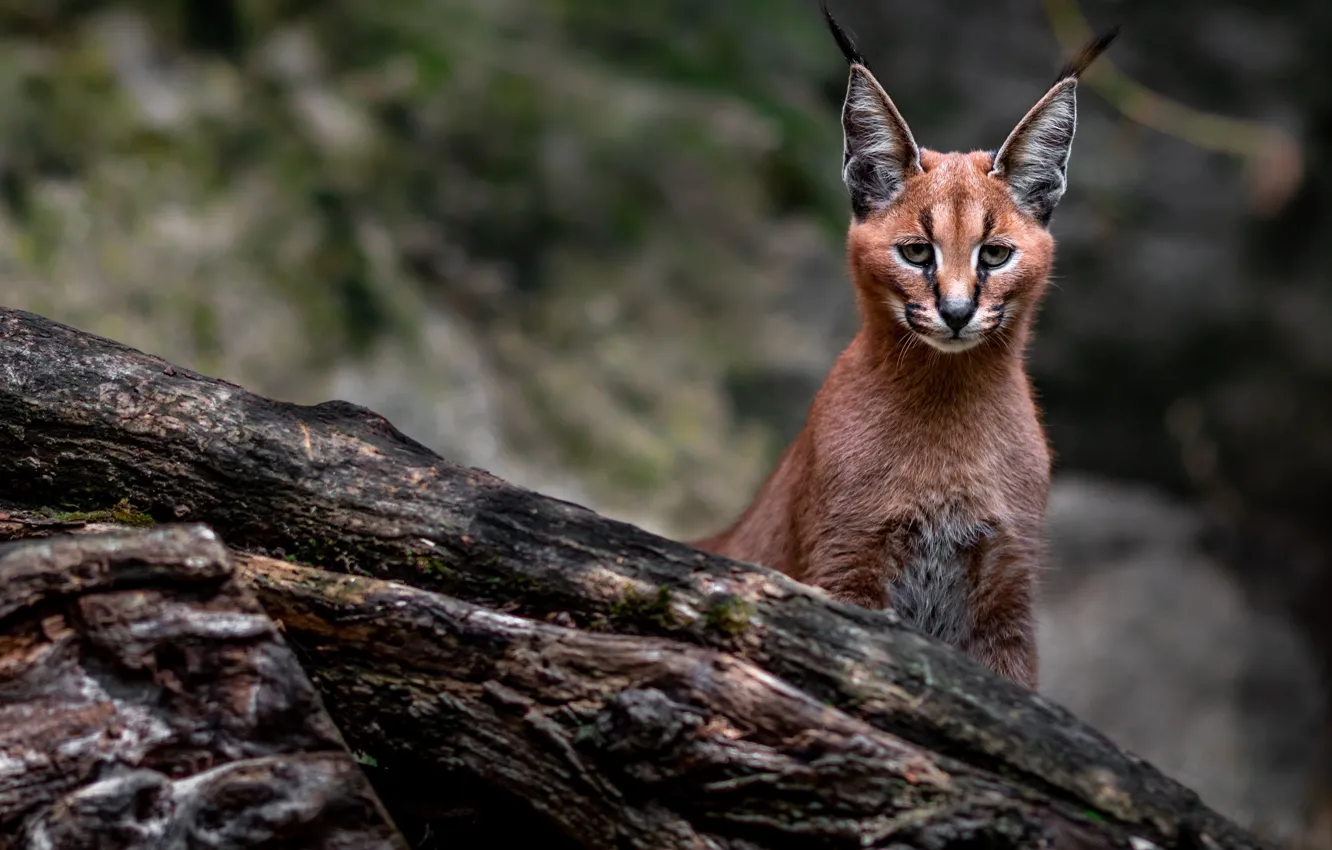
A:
[898, 242, 934, 267]
[979, 244, 1013, 268]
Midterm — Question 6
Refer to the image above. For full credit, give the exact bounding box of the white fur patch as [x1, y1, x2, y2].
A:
[844, 83, 906, 170]
[917, 334, 982, 354]
[887, 513, 994, 647]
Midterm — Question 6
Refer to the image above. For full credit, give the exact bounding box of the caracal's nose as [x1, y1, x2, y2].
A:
[938, 297, 976, 332]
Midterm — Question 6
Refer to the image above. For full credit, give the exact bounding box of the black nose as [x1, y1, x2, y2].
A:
[938, 298, 976, 332]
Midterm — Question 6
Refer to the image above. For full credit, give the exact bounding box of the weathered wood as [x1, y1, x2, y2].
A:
[0, 306, 1268, 848]
[240, 553, 1201, 850]
[0, 525, 407, 849]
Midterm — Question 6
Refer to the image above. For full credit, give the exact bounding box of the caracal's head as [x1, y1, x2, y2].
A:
[823, 2, 1117, 353]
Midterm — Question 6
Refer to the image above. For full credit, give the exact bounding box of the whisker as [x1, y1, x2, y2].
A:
[895, 319, 927, 370]
[896, 324, 920, 371]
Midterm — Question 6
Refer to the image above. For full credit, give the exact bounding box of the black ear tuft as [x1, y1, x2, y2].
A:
[1053, 25, 1120, 83]
[990, 26, 1119, 225]
[820, 0, 867, 68]
[822, 0, 922, 217]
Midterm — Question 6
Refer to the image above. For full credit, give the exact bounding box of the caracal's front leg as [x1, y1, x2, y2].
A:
[960, 538, 1039, 690]
[805, 524, 895, 611]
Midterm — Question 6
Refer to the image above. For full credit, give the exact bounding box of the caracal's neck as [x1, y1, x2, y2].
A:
[856, 309, 1035, 407]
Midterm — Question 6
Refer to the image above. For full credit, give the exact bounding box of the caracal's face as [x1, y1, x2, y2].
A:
[848, 150, 1054, 353]
[825, 6, 1115, 354]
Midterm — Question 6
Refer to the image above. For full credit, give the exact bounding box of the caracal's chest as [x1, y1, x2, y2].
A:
[882, 501, 997, 648]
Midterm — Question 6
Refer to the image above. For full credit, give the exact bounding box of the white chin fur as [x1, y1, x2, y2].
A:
[918, 334, 982, 353]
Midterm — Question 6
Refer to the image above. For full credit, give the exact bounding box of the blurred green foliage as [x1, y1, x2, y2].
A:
[0, 0, 851, 532]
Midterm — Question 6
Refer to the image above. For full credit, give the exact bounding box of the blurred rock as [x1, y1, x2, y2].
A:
[1040, 475, 1324, 846]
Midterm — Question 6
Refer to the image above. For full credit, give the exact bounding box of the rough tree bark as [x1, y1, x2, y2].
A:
[0, 306, 1271, 849]
[0, 524, 408, 848]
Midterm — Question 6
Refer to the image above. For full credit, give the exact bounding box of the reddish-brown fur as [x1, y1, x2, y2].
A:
[693, 151, 1050, 687]
[690, 17, 1117, 690]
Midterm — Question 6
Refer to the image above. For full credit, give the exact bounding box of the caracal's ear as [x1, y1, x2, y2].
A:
[991, 26, 1120, 225]
[822, 0, 921, 219]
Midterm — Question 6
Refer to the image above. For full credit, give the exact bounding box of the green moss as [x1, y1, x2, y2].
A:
[608, 585, 677, 630]
[704, 594, 753, 637]
[43, 498, 154, 527]
[405, 549, 548, 605]
[288, 537, 364, 574]
[410, 554, 457, 580]
[352, 750, 380, 768]
[504, 571, 540, 593]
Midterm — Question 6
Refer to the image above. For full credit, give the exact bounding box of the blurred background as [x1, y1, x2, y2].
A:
[0, 0, 1328, 845]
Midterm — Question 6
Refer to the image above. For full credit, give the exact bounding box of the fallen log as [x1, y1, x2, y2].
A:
[0, 524, 407, 848]
[237, 553, 1211, 850]
[0, 306, 1269, 849]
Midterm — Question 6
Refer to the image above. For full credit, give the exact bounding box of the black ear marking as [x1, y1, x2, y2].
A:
[820, 0, 867, 67]
[990, 26, 1119, 224]
[822, 1, 923, 218]
[1053, 26, 1120, 83]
